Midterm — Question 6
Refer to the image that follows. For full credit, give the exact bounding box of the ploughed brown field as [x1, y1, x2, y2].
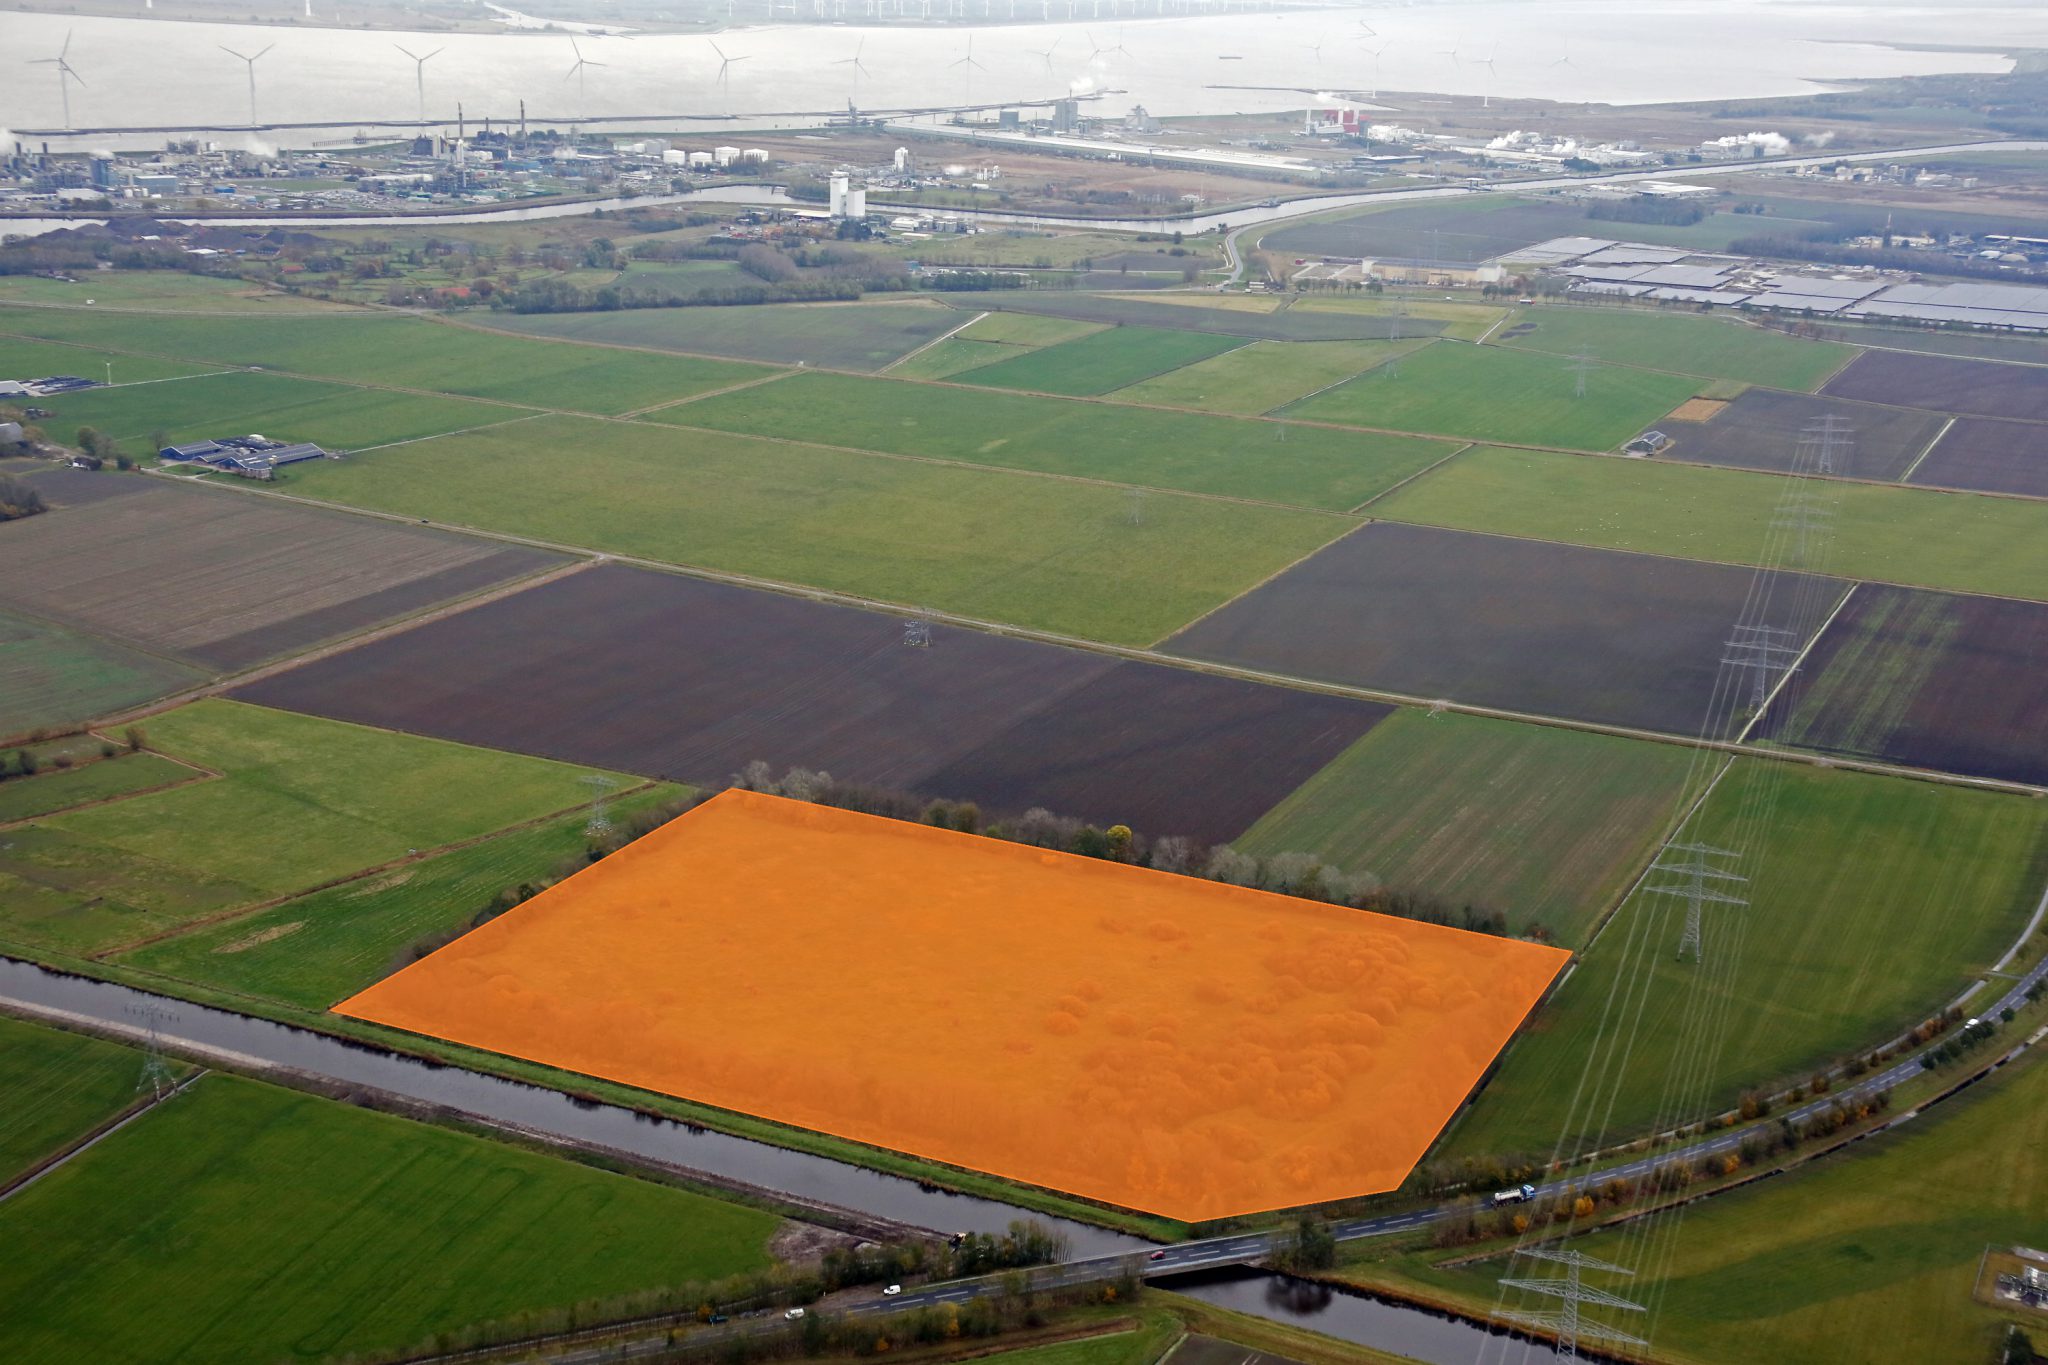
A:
[1163, 521, 1845, 737]
[234, 563, 1389, 846]
[1655, 388, 1946, 481]
[1908, 416, 2048, 498]
[1823, 350, 2048, 424]
[0, 480, 559, 670]
[1759, 583, 2048, 788]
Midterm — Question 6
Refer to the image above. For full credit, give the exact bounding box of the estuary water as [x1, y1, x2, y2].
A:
[6, 1, 2047, 149]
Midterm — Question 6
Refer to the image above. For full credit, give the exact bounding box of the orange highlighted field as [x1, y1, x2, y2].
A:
[337, 790, 1569, 1222]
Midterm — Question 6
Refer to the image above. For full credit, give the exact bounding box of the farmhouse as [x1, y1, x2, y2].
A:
[159, 435, 330, 479]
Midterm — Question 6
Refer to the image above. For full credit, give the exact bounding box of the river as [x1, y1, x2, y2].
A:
[8, 1, 2047, 150]
[0, 956, 1148, 1258]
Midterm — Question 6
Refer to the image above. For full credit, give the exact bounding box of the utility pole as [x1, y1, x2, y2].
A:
[1724, 622, 1804, 716]
[1643, 842, 1747, 963]
[1569, 350, 1595, 399]
[1500, 1247, 1648, 1359]
[581, 773, 617, 838]
[125, 1002, 178, 1101]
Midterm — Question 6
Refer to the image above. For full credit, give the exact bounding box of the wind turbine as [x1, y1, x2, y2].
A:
[951, 33, 987, 104]
[1551, 37, 1576, 69]
[832, 37, 870, 105]
[565, 38, 604, 123]
[1304, 31, 1328, 64]
[1363, 41, 1387, 100]
[31, 30, 86, 130]
[1437, 36, 1461, 68]
[395, 44, 442, 125]
[711, 39, 750, 93]
[1352, 17, 1375, 38]
[1084, 29, 1108, 62]
[1027, 35, 1060, 75]
[219, 43, 273, 126]
[1474, 42, 1496, 107]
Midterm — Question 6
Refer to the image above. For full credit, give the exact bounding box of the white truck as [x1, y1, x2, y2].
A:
[1491, 1183, 1538, 1207]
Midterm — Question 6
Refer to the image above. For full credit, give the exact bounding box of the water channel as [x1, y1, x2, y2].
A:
[1157, 1266, 1578, 1365]
[0, 955, 1146, 1258]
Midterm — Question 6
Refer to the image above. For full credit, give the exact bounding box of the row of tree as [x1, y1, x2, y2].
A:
[728, 762, 1532, 941]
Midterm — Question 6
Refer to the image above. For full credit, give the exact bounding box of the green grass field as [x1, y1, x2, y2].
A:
[1109, 338, 1430, 415]
[659, 371, 1457, 511]
[0, 608, 202, 741]
[483, 299, 963, 372]
[1495, 309, 1859, 391]
[1236, 711, 1697, 947]
[1451, 759, 2048, 1159]
[0, 337, 223, 386]
[0, 1015, 159, 1186]
[33, 370, 516, 453]
[958, 312, 1110, 347]
[1279, 342, 1703, 450]
[285, 413, 1354, 644]
[953, 326, 1247, 397]
[1288, 296, 1510, 342]
[887, 336, 1031, 379]
[0, 273, 344, 311]
[974, 1325, 1178, 1365]
[0, 700, 627, 957]
[1374, 446, 2048, 604]
[122, 789, 680, 1009]
[0, 307, 772, 415]
[0, 1073, 778, 1364]
[1405, 1048, 2048, 1365]
[0, 753, 199, 823]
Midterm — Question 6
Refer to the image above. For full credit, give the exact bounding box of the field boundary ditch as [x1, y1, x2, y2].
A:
[1898, 416, 1957, 485]
[878, 309, 989, 375]
[0, 747, 220, 829]
[0, 1063, 208, 1204]
[85, 777, 666, 961]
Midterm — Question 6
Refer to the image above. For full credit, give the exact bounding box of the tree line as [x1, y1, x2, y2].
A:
[728, 761, 1527, 941]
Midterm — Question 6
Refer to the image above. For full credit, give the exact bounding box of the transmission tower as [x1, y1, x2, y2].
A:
[1386, 303, 1408, 376]
[1804, 413, 1853, 477]
[1569, 350, 1596, 400]
[1643, 842, 1748, 964]
[581, 773, 618, 838]
[1725, 622, 1804, 716]
[1126, 486, 1147, 525]
[124, 1002, 178, 1101]
[902, 608, 932, 648]
[1500, 1247, 1648, 1359]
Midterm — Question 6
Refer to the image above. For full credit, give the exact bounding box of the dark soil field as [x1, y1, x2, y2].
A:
[945, 294, 1450, 343]
[0, 481, 559, 670]
[1823, 351, 2048, 424]
[1265, 199, 1599, 264]
[1759, 584, 2048, 787]
[919, 662, 1394, 842]
[1658, 389, 1947, 481]
[1908, 417, 2048, 498]
[1164, 522, 1842, 736]
[234, 564, 1387, 845]
[17, 467, 160, 507]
